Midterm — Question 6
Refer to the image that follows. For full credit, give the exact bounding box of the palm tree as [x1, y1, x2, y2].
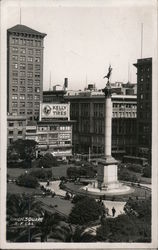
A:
[7, 193, 44, 242]
[33, 211, 73, 242]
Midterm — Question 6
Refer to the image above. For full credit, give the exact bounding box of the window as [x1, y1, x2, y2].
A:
[12, 47, 18, 53]
[35, 73, 40, 78]
[18, 122, 23, 126]
[19, 39, 26, 45]
[20, 102, 25, 107]
[12, 55, 18, 61]
[36, 49, 40, 55]
[35, 57, 40, 63]
[35, 80, 40, 85]
[13, 79, 18, 84]
[12, 110, 18, 115]
[34, 102, 39, 108]
[28, 57, 33, 62]
[27, 110, 33, 115]
[18, 131, 22, 135]
[12, 63, 18, 69]
[35, 40, 41, 47]
[28, 64, 33, 70]
[35, 110, 39, 115]
[9, 131, 14, 135]
[20, 48, 26, 54]
[35, 65, 40, 71]
[12, 38, 19, 44]
[27, 102, 32, 107]
[9, 122, 14, 127]
[28, 49, 33, 55]
[20, 56, 26, 62]
[27, 72, 33, 78]
[20, 79, 25, 85]
[20, 94, 25, 100]
[34, 95, 40, 100]
[27, 94, 33, 100]
[28, 79, 33, 85]
[20, 71, 26, 77]
[27, 87, 33, 92]
[20, 63, 26, 70]
[35, 87, 40, 93]
[12, 102, 18, 108]
[19, 86, 25, 92]
[20, 110, 25, 115]
[140, 94, 143, 100]
[12, 86, 18, 92]
[13, 72, 18, 77]
[12, 95, 18, 100]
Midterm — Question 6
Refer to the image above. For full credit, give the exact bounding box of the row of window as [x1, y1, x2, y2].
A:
[8, 130, 23, 135]
[11, 109, 39, 115]
[11, 37, 41, 47]
[12, 102, 40, 108]
[12, 47, 41, 55]
[12, 94, 40, 100]
[12, 56, 40, 63]
[12, 79, 40, 85]
[12, 71, 40, 78]
[12, 86, 40, 93]
[38, 126, 71, 131]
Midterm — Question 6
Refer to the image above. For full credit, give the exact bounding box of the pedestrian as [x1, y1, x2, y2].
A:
[105, 207, 109, 216]
[112, 207, 116, 217]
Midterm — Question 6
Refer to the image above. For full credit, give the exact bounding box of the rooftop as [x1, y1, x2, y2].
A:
[7, 24, 47, 37]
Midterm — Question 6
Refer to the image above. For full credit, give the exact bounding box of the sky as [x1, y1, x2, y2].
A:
[4, 0, 156, 90]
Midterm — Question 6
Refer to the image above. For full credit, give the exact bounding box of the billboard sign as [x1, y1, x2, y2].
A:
[41, 103, 70, 119]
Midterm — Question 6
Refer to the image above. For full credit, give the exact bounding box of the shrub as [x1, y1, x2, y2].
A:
[127, 164, 143, 173]
[30, 169, 52, 180]
[142, 165, 151, 178]
[118, 169, 138, 183]
[16, 174, 39, 188]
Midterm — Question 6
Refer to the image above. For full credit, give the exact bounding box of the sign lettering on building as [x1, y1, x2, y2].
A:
[41, 103, 70, 119]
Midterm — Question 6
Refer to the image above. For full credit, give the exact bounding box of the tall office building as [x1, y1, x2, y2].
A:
[133, 58, 152, 161]
[7, 24, 46, 123]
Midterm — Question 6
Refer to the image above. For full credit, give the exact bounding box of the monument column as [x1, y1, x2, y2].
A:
[97, 66, 119, 190]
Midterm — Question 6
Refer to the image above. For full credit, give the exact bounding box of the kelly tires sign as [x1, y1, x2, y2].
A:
[41, 103, 70, 119]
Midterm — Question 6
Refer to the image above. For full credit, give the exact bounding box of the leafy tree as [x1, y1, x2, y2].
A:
[68, 196, 103, 225]
[30, 169, 52, 180]
[118, 169, 138, 182]
[67, 166, 96, 178]
[16, 173, 39, 188]
[37, 153, 58, 168]
[142, 164, 151, 178]
[8, 139, 37, 160]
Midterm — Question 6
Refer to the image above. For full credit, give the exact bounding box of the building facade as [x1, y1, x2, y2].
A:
[36, 102, 73, 158]
[64, 91, 137, 159]
[7, 115, 27, 145]
[7, 24, 46, 122]
[133, 58, 152, 161]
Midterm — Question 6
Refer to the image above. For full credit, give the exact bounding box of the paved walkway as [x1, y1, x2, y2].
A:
[40, 180, 66, 196]
[103, 200, 126, 218]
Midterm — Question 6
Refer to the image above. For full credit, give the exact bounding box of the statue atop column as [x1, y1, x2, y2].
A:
[102, 65, 112, 97]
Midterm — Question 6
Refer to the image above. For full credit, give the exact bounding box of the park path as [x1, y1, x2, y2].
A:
[40, 180, 66, 196]
[103, 200, 126, 218]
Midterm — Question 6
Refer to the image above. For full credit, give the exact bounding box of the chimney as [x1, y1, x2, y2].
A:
[64, 78, 68, 90]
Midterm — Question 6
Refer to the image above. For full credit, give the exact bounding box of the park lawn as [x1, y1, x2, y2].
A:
[7, 183, 42, 195]
[7, 164, 76, 179]
[36, 196, 73, 217]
